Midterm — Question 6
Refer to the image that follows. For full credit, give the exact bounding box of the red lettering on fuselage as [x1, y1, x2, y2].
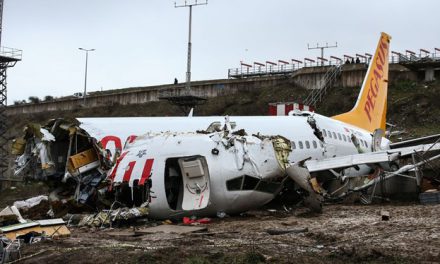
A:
[101, 136, 122, 151]
[100, 135, 138, 152]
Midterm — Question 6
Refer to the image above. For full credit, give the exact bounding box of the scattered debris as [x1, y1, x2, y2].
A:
[78, 207, 149, 228]
[0, 206, 25, 226]
[182, 217, 212, 225]
[265, 227, 309, 235]
[419, 190, 440, 205]
[0, 218, 70, 240]
[136, 225, 207, 234]
[105, 231, 142, 238]
[13, 195, 50, 220]
[381, 210, 390, 221]
[0, 236, 21, 263]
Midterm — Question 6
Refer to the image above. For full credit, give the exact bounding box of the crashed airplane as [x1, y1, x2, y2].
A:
[12, 32, 440, 218]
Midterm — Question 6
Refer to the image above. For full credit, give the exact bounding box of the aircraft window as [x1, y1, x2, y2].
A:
[319, 141, 324, 147]
[242, 175, 260, 190]
[360, 140, 365, 147]
[348, 136, 352, 142]
[338, 133, 342, 140]
[226, 176, 243, 191]
[343, 135, 347, 142]
[299, 141, 304, 149]
[305, 141, 310, 149]
[291, 141, 296, 149]
[332, 132, 337, 139]
[328, 132, 332, 138]
[323, 130, 327, 137]
[255, 180, 282, 194]
[227, 175, 260, 191]
[312, 141, 317, 148]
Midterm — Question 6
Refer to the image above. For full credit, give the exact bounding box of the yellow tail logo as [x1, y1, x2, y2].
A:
[332, 32, 391, 133]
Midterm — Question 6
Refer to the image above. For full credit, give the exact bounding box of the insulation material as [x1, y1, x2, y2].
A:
[68, 149, 98, 171]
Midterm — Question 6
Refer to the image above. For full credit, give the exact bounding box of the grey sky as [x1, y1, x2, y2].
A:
[3, 0, 440, 103]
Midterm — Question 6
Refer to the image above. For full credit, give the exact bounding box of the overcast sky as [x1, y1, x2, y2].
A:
[3, 0, 440, 103]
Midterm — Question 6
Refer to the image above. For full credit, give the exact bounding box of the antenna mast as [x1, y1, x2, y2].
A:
[307, 42, 338, 65]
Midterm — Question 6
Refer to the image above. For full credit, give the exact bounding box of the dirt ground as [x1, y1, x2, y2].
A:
[16, 203, 440, 264]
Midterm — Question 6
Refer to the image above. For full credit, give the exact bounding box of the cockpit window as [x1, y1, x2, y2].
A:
[323, 130, 327, 137]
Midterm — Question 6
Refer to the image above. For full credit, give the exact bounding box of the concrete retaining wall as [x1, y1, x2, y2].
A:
[6, 77, 288, 115]
[5, 64, 423, 115]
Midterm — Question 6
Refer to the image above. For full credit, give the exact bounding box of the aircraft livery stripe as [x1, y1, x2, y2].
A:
[122, 161, 136, 182]
[109, 151, 129, 181]
[139, 159, 154, 185]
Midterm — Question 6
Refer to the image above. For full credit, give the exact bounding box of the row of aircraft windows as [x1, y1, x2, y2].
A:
[291, 130, 370, 151]
[292, 140, 323, 150]
[322, 129, 369, 148]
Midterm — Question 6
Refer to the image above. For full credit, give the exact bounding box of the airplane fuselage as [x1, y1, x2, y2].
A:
[79, 113, 389, 218]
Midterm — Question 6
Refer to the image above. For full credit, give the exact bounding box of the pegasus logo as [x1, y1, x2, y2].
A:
[364, 36, 389, 122]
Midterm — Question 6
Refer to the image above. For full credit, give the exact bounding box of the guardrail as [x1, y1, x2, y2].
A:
[391, 53, 440, 64]
[0, 47, 22, 60]
[228, 61, 343, 78]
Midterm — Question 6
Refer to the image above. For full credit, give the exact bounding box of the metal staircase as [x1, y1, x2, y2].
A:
[303, 64, 342, 108]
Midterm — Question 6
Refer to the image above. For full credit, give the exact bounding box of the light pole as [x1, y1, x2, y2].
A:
[78, 48, 95, 105]
[175, 0, 207, 95]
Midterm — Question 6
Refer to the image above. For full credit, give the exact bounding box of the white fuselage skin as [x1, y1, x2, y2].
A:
[78, 113, 390, 218]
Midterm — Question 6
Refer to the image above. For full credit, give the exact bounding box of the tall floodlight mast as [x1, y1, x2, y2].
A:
[159, 0, 208, 115]
[0, 0, 22, 183]
[175, 0, 208, 95]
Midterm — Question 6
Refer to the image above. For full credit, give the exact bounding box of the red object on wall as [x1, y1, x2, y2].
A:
[268, 102, 315, 116]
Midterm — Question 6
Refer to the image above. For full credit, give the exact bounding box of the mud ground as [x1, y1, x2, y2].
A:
[17, 203, 440, 264]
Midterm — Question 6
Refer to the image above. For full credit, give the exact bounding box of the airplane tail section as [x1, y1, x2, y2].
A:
[332, 32, 391, 133]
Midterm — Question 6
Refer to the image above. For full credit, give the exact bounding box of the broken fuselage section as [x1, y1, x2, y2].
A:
[108, 129, 292, 218]
[12, 119, 113, 207]
[12, 119, 293, 218]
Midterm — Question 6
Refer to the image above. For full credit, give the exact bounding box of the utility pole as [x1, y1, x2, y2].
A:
[307, 42, 338, 65]
[0, 0, 3, 48]
[175, 0, 208, 95]
[78, 48, 95, 106]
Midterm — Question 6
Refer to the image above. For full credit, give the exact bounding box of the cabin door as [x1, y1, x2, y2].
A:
[178, 156, 210, 211]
